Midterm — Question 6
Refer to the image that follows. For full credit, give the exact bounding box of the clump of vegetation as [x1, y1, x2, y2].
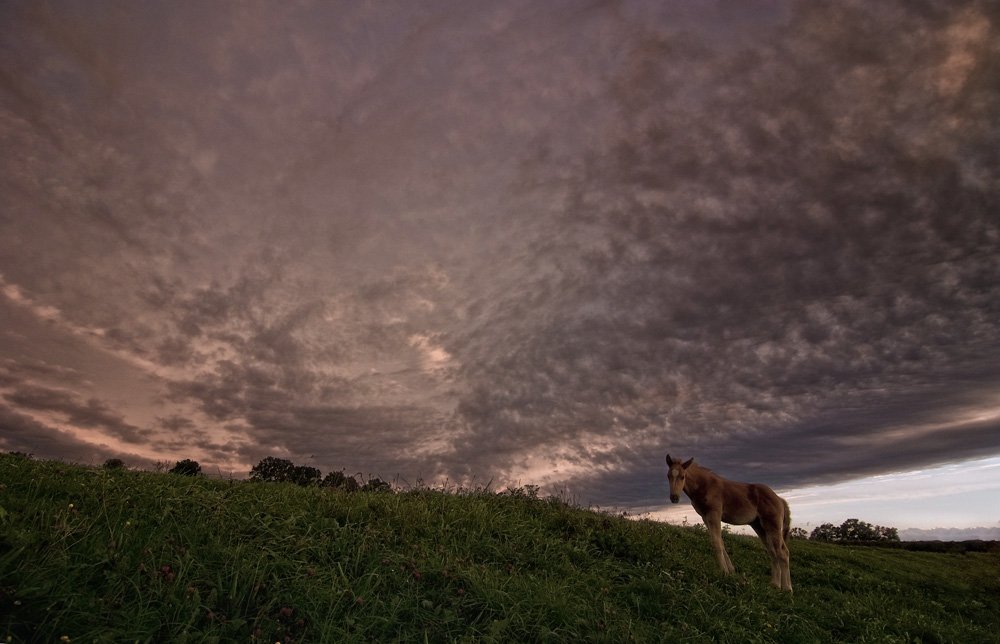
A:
[249, 457, 375, 491]
[169, 459, 202, 476]
[248, 456, 297, 483]
[321, 470, 360, 491]
[290, 465, 321, 487]
[810, 518, 900, 543]
[102, 458, 126, 471]
[0, 454, 997, 642]
[361, 476, 392, 493]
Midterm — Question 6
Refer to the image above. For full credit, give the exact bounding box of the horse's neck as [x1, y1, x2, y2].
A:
[684, 465, 718, 500]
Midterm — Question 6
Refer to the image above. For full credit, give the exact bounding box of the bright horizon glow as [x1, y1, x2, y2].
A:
[641, 456, 1000, 535]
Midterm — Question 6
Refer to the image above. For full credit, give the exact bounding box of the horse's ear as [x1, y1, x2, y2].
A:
[666, 454, 673, 466]
[682, 457, 694, 469]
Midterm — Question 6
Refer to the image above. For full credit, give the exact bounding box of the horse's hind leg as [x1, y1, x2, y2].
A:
[751, 518, 781, 586]
[704, 512, 735, 574]
[778, 535, 792, 592]
[754, 522, 781, 588]
[764, 526, 792, 592]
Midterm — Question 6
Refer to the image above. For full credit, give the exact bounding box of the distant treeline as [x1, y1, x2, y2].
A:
[792, 518, 995, 552]
[809, 518, 899, 543]
[852, 540, 1000, 554]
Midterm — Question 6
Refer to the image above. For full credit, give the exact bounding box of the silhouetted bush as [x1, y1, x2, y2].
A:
[362, 477, 392, 493]
[321, 470, 360, 492]
[103, 458, 126, 470]
[170, 459, 202, 476]
[291, 465, 322, 486]
[250, 457, 297, 483]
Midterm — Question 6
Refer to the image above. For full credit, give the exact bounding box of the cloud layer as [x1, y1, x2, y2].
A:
[2, 0, 999, 506]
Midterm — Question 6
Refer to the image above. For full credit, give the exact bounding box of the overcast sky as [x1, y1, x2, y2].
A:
[2, 1, 999, 529]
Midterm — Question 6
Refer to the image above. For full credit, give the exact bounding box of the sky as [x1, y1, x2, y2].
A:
[2, 0, 999, 537]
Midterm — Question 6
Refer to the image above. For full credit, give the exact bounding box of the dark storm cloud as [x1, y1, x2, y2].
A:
[0, 404, 155, 467]
[0, 404, 99, 459]
[442, 0, 1000, 490]
[3, 384, 151, 444]
[0, 358, 87, 387]
[1, 0, 998, 507]
[165, 353, 452, 477]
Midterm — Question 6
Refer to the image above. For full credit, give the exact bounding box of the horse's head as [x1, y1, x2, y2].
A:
[665, 454, 694, 503]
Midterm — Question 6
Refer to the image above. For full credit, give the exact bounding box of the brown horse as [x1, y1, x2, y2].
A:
[666, 454, 792, 591]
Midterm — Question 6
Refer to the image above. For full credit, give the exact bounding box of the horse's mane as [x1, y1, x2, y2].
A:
[691, 461, 716, 476]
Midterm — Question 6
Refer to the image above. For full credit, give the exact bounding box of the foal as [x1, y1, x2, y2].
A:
[666, 454, 792, 591]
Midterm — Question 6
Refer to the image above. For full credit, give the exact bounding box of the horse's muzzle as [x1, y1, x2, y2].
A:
[670, 494, 679, 503]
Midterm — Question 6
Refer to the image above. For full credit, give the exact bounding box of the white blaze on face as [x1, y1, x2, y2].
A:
[668, 465, 685, 502]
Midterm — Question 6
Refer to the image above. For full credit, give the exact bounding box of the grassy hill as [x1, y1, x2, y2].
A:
[1, 455, 997, 643]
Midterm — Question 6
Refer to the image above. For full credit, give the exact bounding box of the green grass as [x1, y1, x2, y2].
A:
[1, 455, 997, 643]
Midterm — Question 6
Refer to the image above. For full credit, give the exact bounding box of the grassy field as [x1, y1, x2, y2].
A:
[1, 455, 997, 643]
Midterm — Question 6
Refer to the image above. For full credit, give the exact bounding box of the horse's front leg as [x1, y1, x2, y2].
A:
[703, 512, 735, 574]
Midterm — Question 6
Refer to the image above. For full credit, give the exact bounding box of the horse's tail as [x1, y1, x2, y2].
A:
[782, 498, 791, 543]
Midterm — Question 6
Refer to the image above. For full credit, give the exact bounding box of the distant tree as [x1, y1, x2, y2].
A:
[362, 476, 392, 493]
[809, 523, 840, 542]
[320, 470, 344, 488]
[103, 458, 126, 470]
[291, 465, 322, 486]
[6, 451, 33, 459]
[250, 457, 297, 483]
[810, 518, 900, 543]
[342, 474, 360, 492]
[170, 459, 202, 476]
[840, 518, 881, 541]
[321, 470, 360, 492]
[789, 527, 809, 539]
[876, 525, 900, 542]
